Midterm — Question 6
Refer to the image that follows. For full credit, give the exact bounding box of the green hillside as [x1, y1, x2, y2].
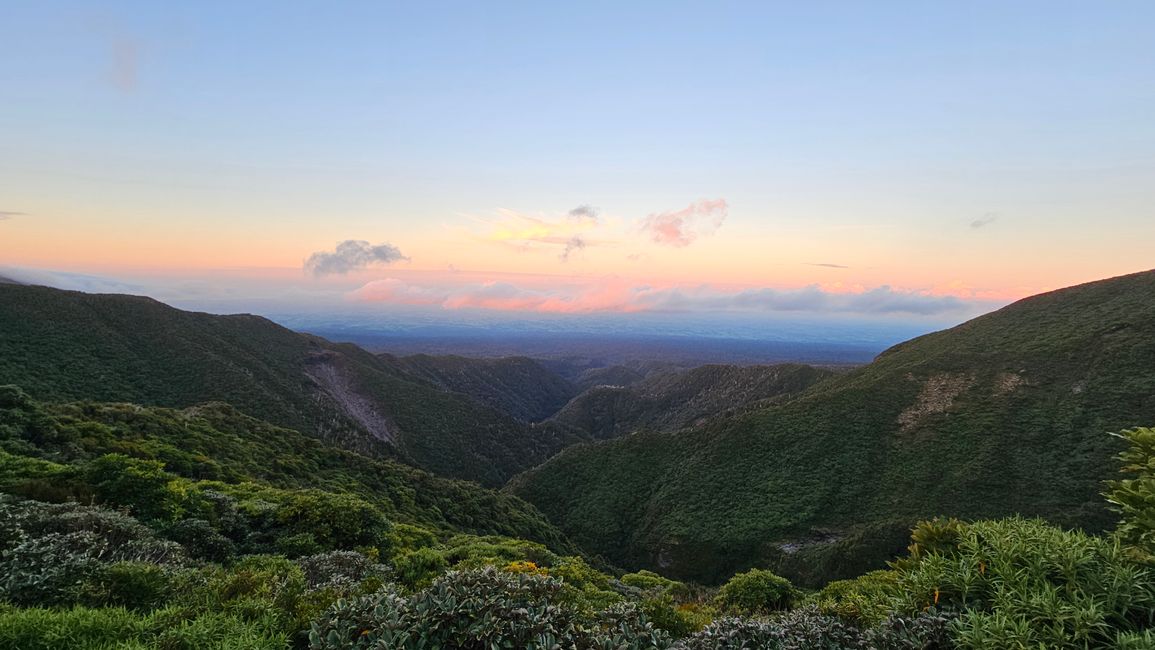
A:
[551, 363, 834, 440]
[0, 284, 572, 486]
[0, 386, 573, 550]
[377, 353, 577, 422]
[509, 270, 1155, 585]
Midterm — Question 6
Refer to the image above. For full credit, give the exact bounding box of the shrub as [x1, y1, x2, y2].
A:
[808, 570, 900, 625]
[674, 607, 865, 649]
[714, 568, 796, 615]
[0, 605, 148, 650]
[392, 547, 448, 588]
[161, 518, 236, 563]
[1106, 427, 1155, 559]
[85, 454, 186, 522]
[77, 561, 172, 611]
[640, 594, 713, 638]
[622, 569, 680, 593]
[308, 567, 671, 649]
[297, 550, 391, 592]
[895, 517, 1155, 648]
[149, 608, 288, 650]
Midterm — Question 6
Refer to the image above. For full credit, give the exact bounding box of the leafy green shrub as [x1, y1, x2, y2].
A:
[309, 567, 671, 649]
[275, 532, 324, 558]
[439, 534, 558, 568]
[149, 608, 288, 650]
[297, 550, 391, 592]
[85, 454, 187, 522]
[77, 561, 172, 611]
[808, 570, 900, 625]
[382, 522, 436, 558]
[1106, 427, 1155, 559]
[622, 569, 680, 593]
[0, 497, 185, 605]
[673, 607, 865, 649]
[714, 568, 796, 615]
[863, 610, 955, 649]
[0, 605, 148, 650]
[392, 547, 448, 589]
[896, 517, 1155, 648]
[639, 594, 713, 638]
[162, 518, 237, 563]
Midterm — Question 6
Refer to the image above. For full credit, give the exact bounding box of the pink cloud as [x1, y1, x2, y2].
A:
[642, 199, 728, 247]
[347, 276, 984, 317]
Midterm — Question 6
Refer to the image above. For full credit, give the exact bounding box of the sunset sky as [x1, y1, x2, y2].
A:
[2, 2, 1153, 336]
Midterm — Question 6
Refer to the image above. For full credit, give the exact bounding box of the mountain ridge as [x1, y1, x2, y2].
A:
[508, 269, 1155, 585]
[0, 284, 575, 486]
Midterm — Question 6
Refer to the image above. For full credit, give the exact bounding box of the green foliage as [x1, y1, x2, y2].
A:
[0, 392, 576, 553]
[86, 453, 186, 522]
[0, 497, 185, 606]
[307, 567, 671, 649]
[673, 607, 866, 649]
[1106, 427, 1155, 558]
[512, 270, 1155, 585]
[808, 570, 901, 626]
[714, 568, 796, 615]
[77, 562, 172, 611]
[639, 595, 713, 638]
[0, 283, 588, 486]
[392, 548, 448, 589]
[0, 605, 287, 650]
[622, 569, 680, 593]
[894, 517, 1155, 648]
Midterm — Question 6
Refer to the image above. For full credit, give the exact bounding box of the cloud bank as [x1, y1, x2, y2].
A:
[304, 240, 408, 277]
[348, 277, 974, 316]
[642, 199, 728, 247]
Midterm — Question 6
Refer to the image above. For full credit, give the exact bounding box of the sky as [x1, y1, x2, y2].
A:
[2, 1, 1154, 341]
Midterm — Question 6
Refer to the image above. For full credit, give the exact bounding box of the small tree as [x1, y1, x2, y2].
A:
[715, 568, 796, 615]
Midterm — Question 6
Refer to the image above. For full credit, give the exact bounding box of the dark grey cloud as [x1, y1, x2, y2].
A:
[0, 211, 26, 220]
[808, 263, 849, 269]
[568, 205, 599, 220]
[971, 213, 998, 229]
[304, 240, 408, 277]
[559, 236, 586, 262]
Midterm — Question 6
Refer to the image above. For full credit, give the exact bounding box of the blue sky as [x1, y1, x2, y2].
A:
[2, 1, 1153, 342]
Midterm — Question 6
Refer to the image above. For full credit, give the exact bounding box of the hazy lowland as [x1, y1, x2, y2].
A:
[1, 270, 1153, 649]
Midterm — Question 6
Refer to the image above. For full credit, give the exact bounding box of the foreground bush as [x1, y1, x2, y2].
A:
[308, 567, 670, 649]
[0, 605, 287, 650]
[714, 568, 795, 615]
[897, 517, 1155, 648]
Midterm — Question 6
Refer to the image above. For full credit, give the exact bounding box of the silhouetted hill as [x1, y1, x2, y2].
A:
[509, 270, 1155, 586]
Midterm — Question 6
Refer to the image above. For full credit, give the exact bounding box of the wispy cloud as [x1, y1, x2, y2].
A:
[971, 213, 998, 229]
[808, 263, 849, 269]
[642, 199, 728, 247]
[349, 277, 975, 316]
[481, 205, 603, 261]
[0, 211, 26, 221]
[304, 240, 408, 277]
